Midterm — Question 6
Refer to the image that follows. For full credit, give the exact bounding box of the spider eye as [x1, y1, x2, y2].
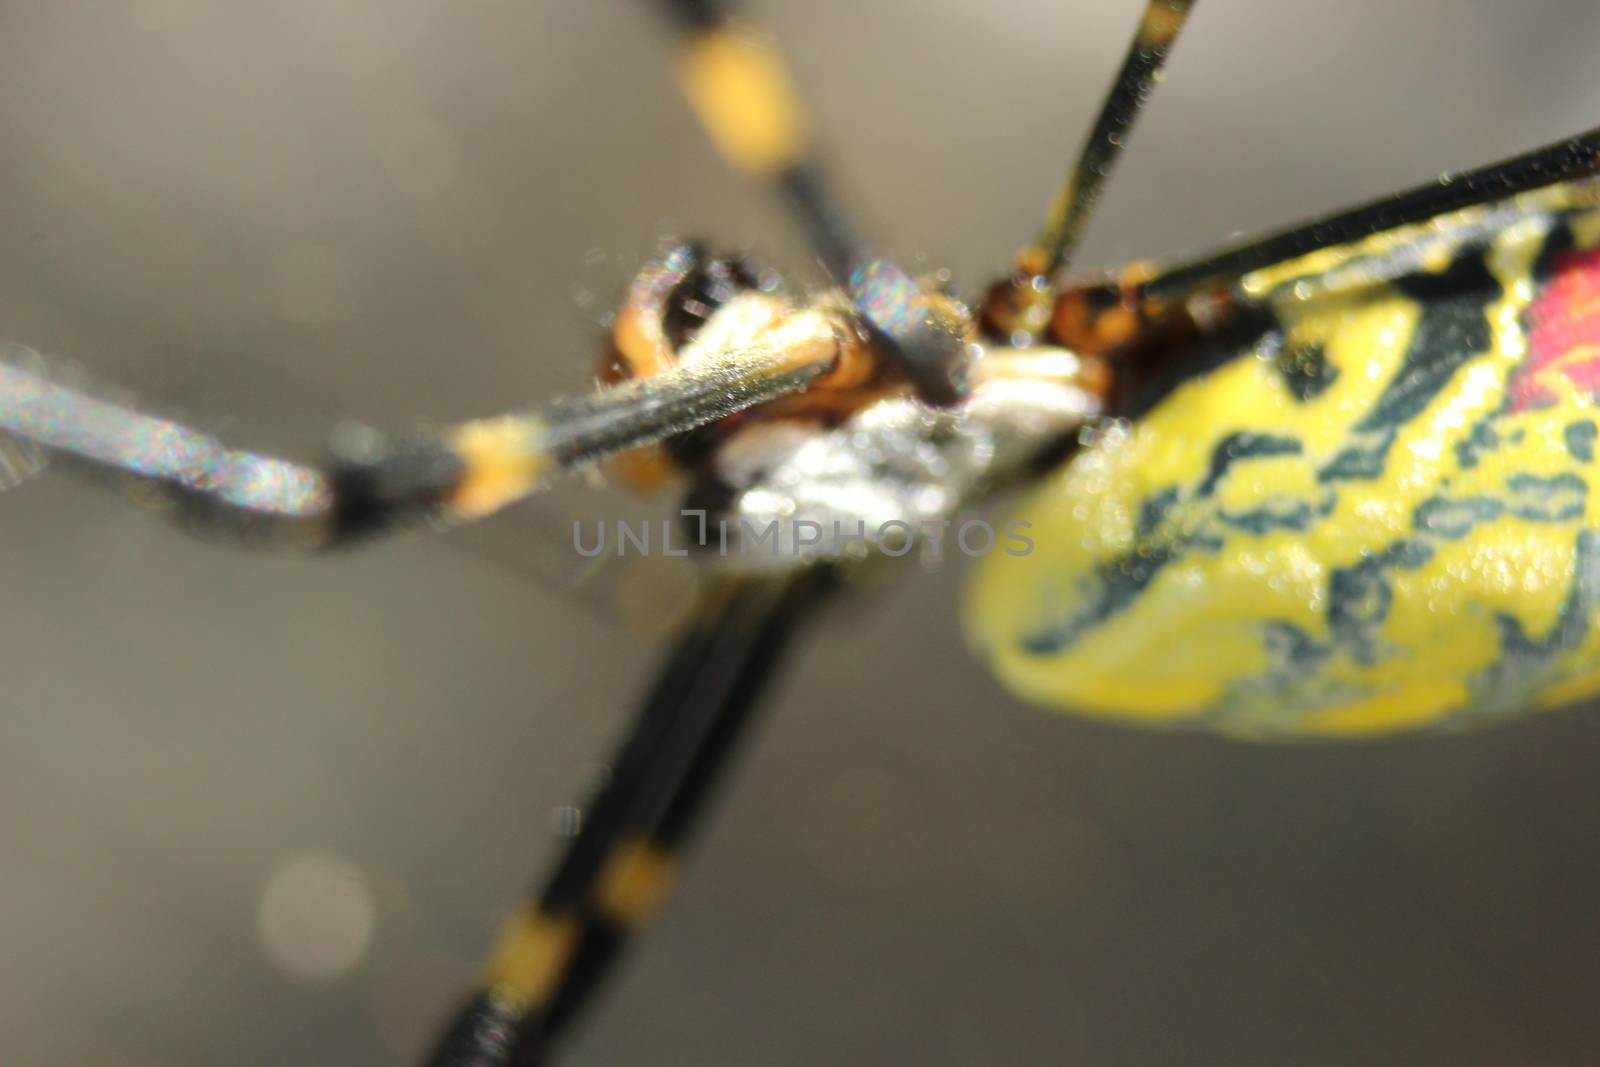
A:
[600, 243, 785, 385]
[662, 249, 769, 352]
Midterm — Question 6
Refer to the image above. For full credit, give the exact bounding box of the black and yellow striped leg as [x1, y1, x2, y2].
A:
[1020, 0, 1196, 279]
[423, 586, 750, 1067]
[423, 569, 837, 1067]
[528, 568, 839, 1055]
[980, 1, 1194, 341]
[0, 324, 836, 549]
[1143, 126, 1600, 303]
[651, 0, 969, 404]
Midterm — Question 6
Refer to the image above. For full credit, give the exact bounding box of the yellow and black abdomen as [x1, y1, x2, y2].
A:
[968, 198, 1600, 738]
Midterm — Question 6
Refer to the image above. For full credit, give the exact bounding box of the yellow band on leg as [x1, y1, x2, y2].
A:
[679, 28, 808, 176]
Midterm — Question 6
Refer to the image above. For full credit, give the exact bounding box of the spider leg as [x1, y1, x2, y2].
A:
[981, 0, 1196, 341]
[0, 316, 838, 547]
[1022, 0, 1197, 280]
[423, 568, 838, 1067]
[1142, 128, 1600, 303]
[649, 0, 970, 405]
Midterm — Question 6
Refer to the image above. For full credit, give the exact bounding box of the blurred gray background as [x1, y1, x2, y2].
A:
[4, 2, 1600, 1064]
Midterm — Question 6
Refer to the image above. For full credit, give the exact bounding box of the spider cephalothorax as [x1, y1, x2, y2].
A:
[596, 243, 1111, 568]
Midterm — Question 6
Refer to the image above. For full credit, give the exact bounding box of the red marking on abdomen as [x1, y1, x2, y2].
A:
[1512, 245, 1600, 412]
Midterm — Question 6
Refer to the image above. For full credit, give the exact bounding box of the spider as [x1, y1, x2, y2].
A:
[9, 2, 1600, 1067]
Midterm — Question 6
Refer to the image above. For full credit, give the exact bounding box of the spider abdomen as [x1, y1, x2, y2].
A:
[970, 196, 1600, 738]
